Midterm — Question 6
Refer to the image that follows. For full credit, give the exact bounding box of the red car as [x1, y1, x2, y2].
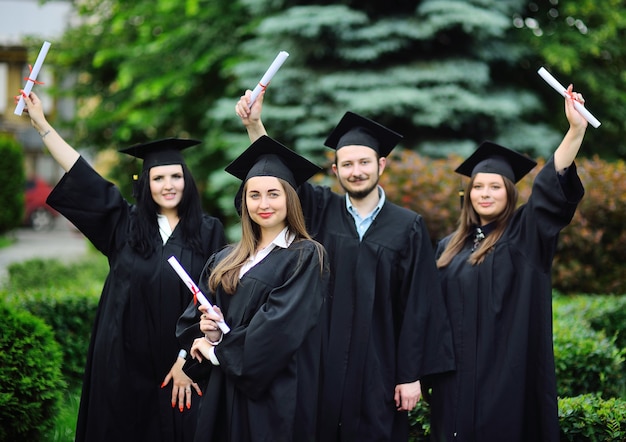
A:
[24, 176, 58, 231]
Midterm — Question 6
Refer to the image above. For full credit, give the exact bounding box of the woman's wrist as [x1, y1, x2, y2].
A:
[204, 334, 223, 346]
[37, 123, 53, 138]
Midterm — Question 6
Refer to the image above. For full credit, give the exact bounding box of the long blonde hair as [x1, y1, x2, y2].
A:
[209, 178, 325, 294]
[437, 174, 518, 267]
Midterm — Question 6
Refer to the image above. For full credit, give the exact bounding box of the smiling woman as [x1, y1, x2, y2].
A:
[18, 91, 226, 442]
[148, 164, 185, 219]
[431, 87, 589, 442]
[176, 135, 328, 442]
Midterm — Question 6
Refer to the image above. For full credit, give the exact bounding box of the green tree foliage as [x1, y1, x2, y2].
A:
[0, 134, 25, 233]
[42, 0, 626, 224]
[46, 0, 252, 213]
[516, 0, 626, 159]
[210, 0, 564, 165]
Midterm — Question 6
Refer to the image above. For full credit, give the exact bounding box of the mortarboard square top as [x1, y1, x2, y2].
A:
[324, 111, 403, 158]
[455, 141, 537, 183]
[119, 138, 201, 171]
[225, 135, 322, 190]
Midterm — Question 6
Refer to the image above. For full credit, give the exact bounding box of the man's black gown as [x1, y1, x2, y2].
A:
[297, 182, 455, 441]
[429, 158, 584, 442]
[177, 239, 327, 442]
[46, 158, 226, 442]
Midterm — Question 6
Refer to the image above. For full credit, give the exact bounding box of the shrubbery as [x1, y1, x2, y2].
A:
[0, 300, 65, 441]
[2, 257, 105, 387]
[553, 300, 626, 399]
[559, 394, 626, 441]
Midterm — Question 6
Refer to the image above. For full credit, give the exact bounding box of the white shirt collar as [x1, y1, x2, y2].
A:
[157, 214, 172, 244]
[239, 226, 295, 278]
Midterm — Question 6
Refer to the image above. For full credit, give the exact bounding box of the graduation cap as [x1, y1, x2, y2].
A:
[119, 138, 201, 171]
[324, 111, 403, 158]
[225, 135, 322, 190]
[455, 141, 537, 183]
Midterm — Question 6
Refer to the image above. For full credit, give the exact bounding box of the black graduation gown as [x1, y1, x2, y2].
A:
[177, 239, 327, 442]
[297, 182, 455, 442]
[429, 157, 584, 442]
[46, 157, 226, 442]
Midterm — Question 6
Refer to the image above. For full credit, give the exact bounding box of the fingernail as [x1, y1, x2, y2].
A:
[198, 391, 203, 397]
[179, 405, 184, 412]
[171, 401, 175, 408]
[187, 403, 191, 410]
[161, 381, 166, 388]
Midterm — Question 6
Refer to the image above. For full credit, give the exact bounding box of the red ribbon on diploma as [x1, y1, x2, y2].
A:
[24, 65, 45, 85]
[190, 282, 200, 305]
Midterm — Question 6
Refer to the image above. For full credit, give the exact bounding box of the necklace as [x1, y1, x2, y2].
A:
[471, 222, 496, 252]
[472, 227, 485, 251]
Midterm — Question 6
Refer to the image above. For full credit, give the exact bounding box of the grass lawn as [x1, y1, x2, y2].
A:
[0, 234, 15, 249]
[52, 388, 80, 442]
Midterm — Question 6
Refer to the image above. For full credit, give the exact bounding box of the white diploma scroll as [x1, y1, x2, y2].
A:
[167, 256, 230, 334]
[248, 51, 290, 108]
[14, 41, 52, 116]
[537, 67, 601, 128]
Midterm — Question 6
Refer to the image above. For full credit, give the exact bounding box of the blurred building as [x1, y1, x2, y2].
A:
[0, 0, 74, 184]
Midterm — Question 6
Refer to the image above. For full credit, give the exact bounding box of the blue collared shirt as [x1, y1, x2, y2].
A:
[346, 186, 386, 240]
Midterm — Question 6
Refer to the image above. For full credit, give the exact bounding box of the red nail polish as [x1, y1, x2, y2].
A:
[187, 403, 190, 410]
[161, 381, 166, 388]
[198, 391, 203, 397]
[171, 401, 175, 408]
[179, 405, 183, 412]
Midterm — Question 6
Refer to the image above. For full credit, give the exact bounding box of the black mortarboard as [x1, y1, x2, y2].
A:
[225, 135, 322, 189]
[119, 138, 201, 171]
[455, 141, 537, 183]
[324, 111, 403, 158]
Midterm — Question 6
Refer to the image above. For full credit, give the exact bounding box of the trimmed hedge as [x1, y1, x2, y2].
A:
[553, 295, 626, 399]
[2, 256, 105, 387]
[0, 300, 65, 441]
[583, 296, 626, 351]
[559, 394, 626, 441]
[410, 394, 626, 441]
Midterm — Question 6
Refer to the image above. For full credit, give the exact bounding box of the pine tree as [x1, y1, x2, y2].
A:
[210, 0, 562, 162]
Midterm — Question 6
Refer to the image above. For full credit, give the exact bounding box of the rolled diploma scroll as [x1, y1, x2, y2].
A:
[14, 41, 52, 116]
[537, 67, 601, 128]
[167, 256, 231, 334]
[248, 51, 290, 108]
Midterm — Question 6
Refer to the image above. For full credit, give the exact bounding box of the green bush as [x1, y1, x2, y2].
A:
[0, 134, 25, 234]
[584, 296, 626, 351]
[553, 298, 625, 399]
[559, 394, 626, 441]
[408, 399, 430, 441]
[0, 300, 65, 441]
[2, 256, 106, 387]
[410, 394, 626, 442]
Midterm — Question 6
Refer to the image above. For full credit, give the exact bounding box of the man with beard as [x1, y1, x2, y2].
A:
[235, 93, 455, 442]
